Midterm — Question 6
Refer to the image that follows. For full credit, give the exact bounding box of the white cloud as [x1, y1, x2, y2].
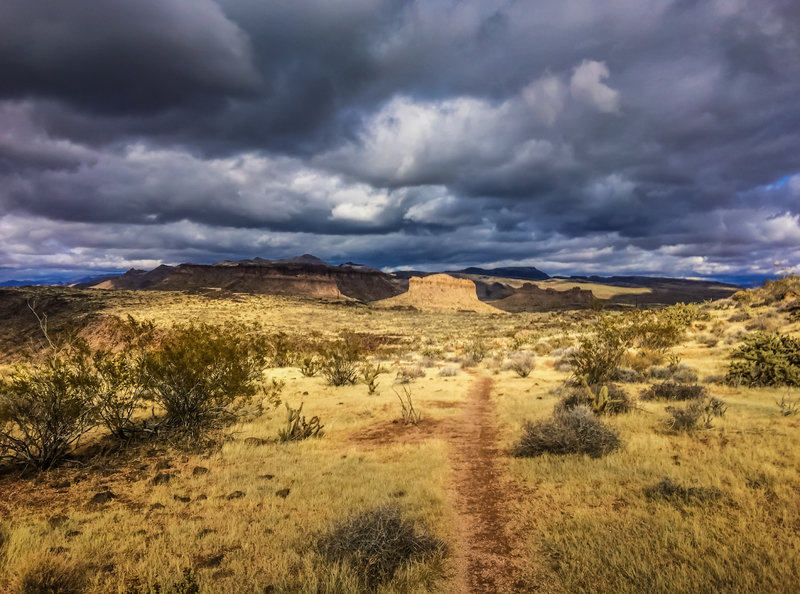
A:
[570, 60, 621, 113]
[522, 74, 567, 125]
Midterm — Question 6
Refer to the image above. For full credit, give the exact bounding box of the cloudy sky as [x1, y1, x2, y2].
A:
[1, 0, 799, 284]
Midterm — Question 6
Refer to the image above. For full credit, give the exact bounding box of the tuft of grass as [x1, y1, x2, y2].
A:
[514, 406, 621, 458]
[15, 554, 86, 594]
[644, 477, 722, 505]
[315, 505, 446, 590]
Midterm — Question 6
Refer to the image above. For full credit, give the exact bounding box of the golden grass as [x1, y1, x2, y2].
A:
[1, 290, 799, 592]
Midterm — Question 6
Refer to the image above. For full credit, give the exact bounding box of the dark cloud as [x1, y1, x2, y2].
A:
[1, 0, 799, 281]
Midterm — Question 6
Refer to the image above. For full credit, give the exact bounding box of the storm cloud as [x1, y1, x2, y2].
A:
[1, 0, 799, 283]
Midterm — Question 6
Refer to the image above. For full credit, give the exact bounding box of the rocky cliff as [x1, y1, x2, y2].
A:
[491, 283, 595, 312]
[80, 256, 402, 302]
[374, 274, 504, 313]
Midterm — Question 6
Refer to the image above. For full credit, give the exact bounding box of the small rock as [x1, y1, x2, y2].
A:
[90, 491, 116, 505]
[65, 530, 82, 538]
[173, 495, 191, 503]
[226, 490, 245, 500]
[244, 437, 269, 447]
[259, 474, 275, 480]
[152, 473, 172, 485]
[302, 391, 308, 396]
[275, 488, 290, 499]
[150, 503, 165, 510]
[192, 466, 209, 476]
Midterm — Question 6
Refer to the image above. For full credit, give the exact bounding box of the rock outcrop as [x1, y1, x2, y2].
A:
[79, 256, 403, 302]
[374, 274, 504, 313]
[491, 283, 595, 312]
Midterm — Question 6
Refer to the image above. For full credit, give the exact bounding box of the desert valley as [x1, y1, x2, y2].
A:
[0, 259, 798, 593]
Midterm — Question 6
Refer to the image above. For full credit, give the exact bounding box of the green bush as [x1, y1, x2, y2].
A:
[315, 505, 446, 590]
[0, 340, 98, 469]
[144, 322, 270, 430]
[726, 332, 800, 387]
[570, 316, 632, 384]
[513, 406, 621, 458]
[92, 317, 155, 438]
[319, 338, 363, 386]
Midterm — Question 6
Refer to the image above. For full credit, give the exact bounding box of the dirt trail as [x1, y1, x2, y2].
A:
[446, 375, 529, 593]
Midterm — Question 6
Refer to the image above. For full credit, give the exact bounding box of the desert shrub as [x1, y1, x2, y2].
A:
[513, 406, 621, 458]
[728, 309, 752, 323]
[557, 382, 633, 415]
[664, 397, 725, 431]
[268, 331, 295, 367]
[15, 555, 86, 594]
[0, 340, 99, 469]
[533, 341, 552, 356]
[670, 363, 699, 383]
[465, 338, 487, 363]
[644, 478, 722, 505]
[144, 322, 269, 430]
[395, 386, 421, 425]
[459, 354, 479, 368]
[776, 393, 799, 416]
[92, 317, 155, 438]
[278, 402, 323, 442]
[621, 348, 664, 374]
[611, 367, 643, 383]
[438, 366, 459, 377]
[506, 352, 535, 378]
[569, 316, 632, 384]
[361, 362, 385, 394]
[315, 505, 446, 590]
[396, 365, 425, 384]
[640, 382, 707, 401]
[745, 315, 779, 333]
[320, 338, 363, 386]
[726, 332, 800, 387]
[298, 354, 321, 377]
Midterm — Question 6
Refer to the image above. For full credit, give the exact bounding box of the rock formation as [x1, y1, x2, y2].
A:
[491, 283, 595, 312]
[374, 274, 504, 313]
[78, 256, 403, 302]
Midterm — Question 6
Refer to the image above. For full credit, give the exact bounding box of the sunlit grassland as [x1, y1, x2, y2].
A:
[495, 309, 800, 593]
[1, 288, 799, 592]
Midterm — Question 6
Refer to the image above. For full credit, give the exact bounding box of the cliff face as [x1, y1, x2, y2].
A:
[491, 283, 595, 312]
[375, 274, 505, 313]
[84, 259, 402, 302]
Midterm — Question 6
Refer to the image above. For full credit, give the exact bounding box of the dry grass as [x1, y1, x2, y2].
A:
[0, 288, 798, 592]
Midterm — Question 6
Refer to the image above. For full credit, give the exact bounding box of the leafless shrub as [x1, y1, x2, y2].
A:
[395, 386, 421, 426]
[506, 352, 535, 378]
[438, 366, 460, 377]
[513, 406, 621, 458]
[315, 505, 446, 590]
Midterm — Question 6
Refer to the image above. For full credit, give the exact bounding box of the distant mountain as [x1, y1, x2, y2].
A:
[76, 255, 403, 302]
[455, 266, 550, 281]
